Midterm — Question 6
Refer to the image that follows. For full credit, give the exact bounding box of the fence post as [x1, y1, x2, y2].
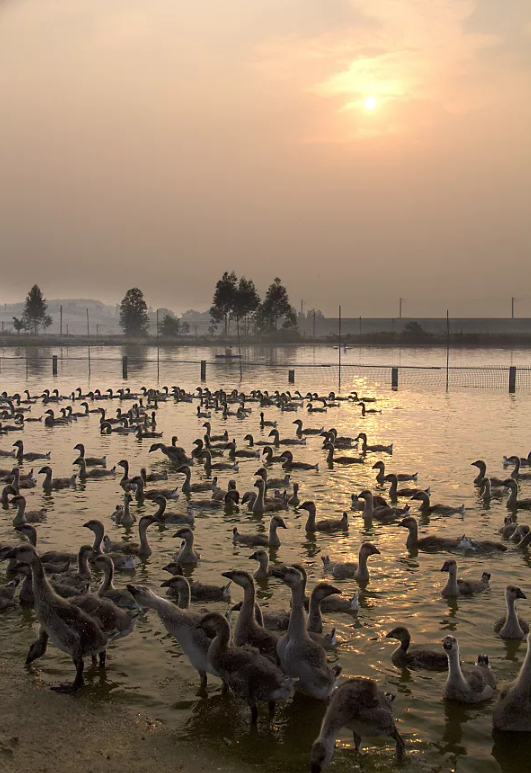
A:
[52, 355, 58, 376]
[122, 356, 128, 379]
[200, 360, 207, 381]
[288, 369, 295, 384]
[391, 367, 398, 390]
[509, 366, 516, 394]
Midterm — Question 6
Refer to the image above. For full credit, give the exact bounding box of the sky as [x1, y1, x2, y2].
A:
[0, 0, 530, 318]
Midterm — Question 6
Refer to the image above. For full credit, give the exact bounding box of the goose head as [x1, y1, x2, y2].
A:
[442, 635, 459, 654]
[270, 565, 303, 588]
[440, 559, 457, 573]
[38, 466, 52, 475]
[220, 569, 250, 589]
[506, 585, 527, 602]
[385, 626, 411, 643]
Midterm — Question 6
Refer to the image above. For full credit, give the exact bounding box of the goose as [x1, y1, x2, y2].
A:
[254, 467, 291, 490]
[321, 543, 380, 582]
[498, 515, 518, 539]
[357, 489, 409, 521]
[93, 555, 139, 610]
[494, 586, 529, 639]
[321, 429, 356, 448]
[504, 479, 531, 510]
[310, 678, 405, 770]
[248, 549, 272, 581]
[73, 457, 116, 480]
[149, 441, 191, 466]
[102, 515, 155, 557]
[0, 448, 15, 458]
[261, 446, 285, 464]
[356, 433, 393, 454]
[197, 405, 212, 419]
[0, 483, 17, 505]
[300, 501, 348, 532]
[161, 567, 231, 603]
[385, 626, 448, 670]
[151, 495, 195, 525]
[202, 423, 229, 443]
[232, 515, 287, 548]
[4, 545, 109, 692]
[222, 570, 278, 660]
[268, 429, 307, 447]
[471, 460, 505, 487]
[307, 582, 341, 634]
[15, 562, 82, 603]
[440, 560, 491, 597]
[177, 465, 218, 494]
[243, 434, 269, 447]
[287, 482, 300, 506]
[399, 516, 466, 551]
[350, 492, 388, 511]
[350, 391, 377, 403]
[292, 419, 323, 436]
[125, 584, 214, 689]
[323, 442, 364, 466]
[198, 450, 238, 473]
[270, 565, 340, 700]
[43, 409, 69, 427]
[14, 524, 76, 566]
[73, 443, 106, 466]
[49, 545, 93, 593]
[112, 493, 135, 526]
[80, 402, 101, 415]
[198, 611, 294, 724]
[443, 635, 495, 703]
[503, 451, 531, 468]
[410, 491, 465, 516]
[38, 466, 76, 490]
[225, 440, 259, 459]
[493, 624, 531, 731]
[251, 479, 287, 514]
[137, 477, 179, 501]
[307, 403, 327, 414]
[10, 494, 47, 525]
[358, 401, 381, 416]
[141, 467, 168, 483]
[478, 477, 504, 501]
[260, 412, 277, 428]
[173, 527, 200, 564]
[12, 440, 51, 463]
[8, 467, 37, 491]
[385, 476, 429, 501]
[280, 450, 318, 471]
[0, 577, 20, 610]
[372, 461, 416, 485]
[507, 456, 531, 481]
[135, 425, 163, 440]
[82, 520, 137, 570]
[117, 459, 134, 488]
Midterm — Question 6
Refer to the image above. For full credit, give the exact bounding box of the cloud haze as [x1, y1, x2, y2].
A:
[0, 0, 529, 317]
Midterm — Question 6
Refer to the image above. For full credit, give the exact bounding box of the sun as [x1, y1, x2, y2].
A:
[364, 96, 377, 110]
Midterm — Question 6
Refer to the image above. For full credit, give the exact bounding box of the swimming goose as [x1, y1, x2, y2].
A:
[243, 434, 269, 447]
[12, 441, 50, 463]
[251, 479, 287, 514]
[43, 409, 69, 428]
[498, 515, 518, 539]
[307, 582, 341, 634]
[271, 566, 340, 700]
[357, 490, 409, 521]
[173, 526, 201, 564]
[504, 479, 531, 510]
[443, 636, 494, 703]
[411, 491, 465, 516]
[260, 412, 277, 428]
[493, 624, 531, 731]
[73, 443, 106, 466]
[478, 477, 505, 501]
[223, 570, 278, 660]
[82, 520, 137, 570]
[323, 442, 364, 466]
[94, 555, 139, 610]
[358, 401, 381, 416]
[10, 494, 47, 525]
[248, 549, 273, 581]
[507, 456, 531, 481]
[322, 429, 356, 448]
[198, 450, 238, 473]
[300, 501, 348, 532]
[151, 495, 195, 525]
[350, 391, 377, 403]
[199, 611, 294, 724]
[102, 515, 155, 557]
[13, 524, 76, 567]
[399, 516, 466, 551]
[385, 626, 448, 670]
[8, 466, 37, 491]
[384, 474, 429, 501]
[38, 466, 76, 490]
[5, 545, 109, 692]
[126, 584, 214, 689]
[471, 460, 505, 487]
[49, 545, 93, 593]
[440, 559, 491, 597]
[225, 440, 260, 459]
[161, 568, 231, 603]
[254, 467, 291, 490]
[494, 586, 529, 639]
[292, 419, 323, 436]
[307, 403, 327, 414]
[141, 467, 168, 483]
[202, 423, 229, 443]
[356, 433, 393, 454]
[261, 446, 285, 464]
[280, 450, 318, 471]
[149, 441, 191, 465]
[321, 543, 380, 582]
[232, 515, 287, 548]
[177, 465, 218, 494]
[287, 482, 300, 506]
[310, 678, 405, 770]
[112, 493, 135, 526]
[503, 451, 531, 468]
[268, 429, 307, 447]
[73, 457, 116, 480]
[373, 461, 416, 485]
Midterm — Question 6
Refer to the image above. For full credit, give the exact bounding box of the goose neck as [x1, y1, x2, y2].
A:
[444, 567, 460, 595]
[446, 649, 469, 691]
[12, 498, 26, 526]
[287, 582, 307, 640]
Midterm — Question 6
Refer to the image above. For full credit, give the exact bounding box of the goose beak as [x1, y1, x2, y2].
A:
[517, 589, 527, 599]
[160, 579, 172, 588]
[221, 571, 235, 580]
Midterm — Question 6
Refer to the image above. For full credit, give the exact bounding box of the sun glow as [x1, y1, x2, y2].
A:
[364, 96, 377, 110]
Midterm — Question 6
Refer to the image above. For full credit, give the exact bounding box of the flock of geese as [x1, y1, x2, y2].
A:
[1, 384, 531, 770]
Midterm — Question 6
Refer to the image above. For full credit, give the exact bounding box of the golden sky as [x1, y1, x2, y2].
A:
[0, 0, 530, 316]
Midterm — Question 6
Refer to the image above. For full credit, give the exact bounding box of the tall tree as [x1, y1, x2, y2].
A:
[209, 271, 238, 336]
[119, 288, 149, 336]
[233, 277, 260, 335]
[21, 285, 52, 335]
[256, 278, 297, 333]
[158, 314, 181, 337]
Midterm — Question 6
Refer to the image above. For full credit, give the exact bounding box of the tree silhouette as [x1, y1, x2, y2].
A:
[256, 278, 297, 332]
[119, 288, 149, 336]
[210, 271, 238, 336]
[22, 285, 52, 335]
[233, 277, 260, 335]
[158, 314, 181, 337]
[12, 316, 25, 335]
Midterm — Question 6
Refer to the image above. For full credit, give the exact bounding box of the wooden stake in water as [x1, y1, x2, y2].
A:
[156, 308, 160, 381]
[446, 310, 450, 392]
[237, 318, 243, 380]
[87, 308, 91, 375]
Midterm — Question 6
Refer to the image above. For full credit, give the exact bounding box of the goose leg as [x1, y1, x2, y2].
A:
[51, 658, 85, 693]
[198, 670, 208, 690]
[352, 731, 362, 752]
[99, 650, 106, 668]
[26, 628, 49, 665]
[250, 704, 259, 725]
[392, 728, 406, 760]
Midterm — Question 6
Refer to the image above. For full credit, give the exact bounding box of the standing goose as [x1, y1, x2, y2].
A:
[300, 501, 348, 532]
[321, 543, 380, 582]
[198, 611, 294, 724]
[493, 623, 531, 731]
[223, 570, 279, 660]
[356, 433, 393, 454]
[494, 586, 529, 639]
[73, 443, 106, 466]
[385, 626, 448, 670]
[310, 678, 405, 771]
[443, 635, 495, 703]
[232, 515, 287, 548]
[38, 466, 76, 490]
[271, 565, 340, 700]
[12, 440, 50, 462]
[10, 494, 47, 525]
[172, 527, 201, 564]
[4, 545, 108, 692]
[440, 560, 491, 597]
[102, 515, 156, 557]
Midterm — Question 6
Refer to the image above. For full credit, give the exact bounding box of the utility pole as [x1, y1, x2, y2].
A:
[512, 297, 515, 319]
[60, 305, 63, 336]
[313, 310, 316, 342]
[399, 298, 403, 319]
[86, 308, 90, 337]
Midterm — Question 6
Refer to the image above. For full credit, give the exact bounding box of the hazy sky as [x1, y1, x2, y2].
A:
[0, 0, 530, 317]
